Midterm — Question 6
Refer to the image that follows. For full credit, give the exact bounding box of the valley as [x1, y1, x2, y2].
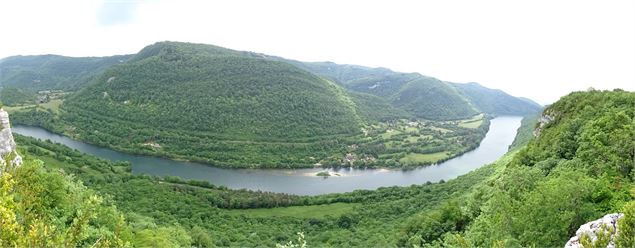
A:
[12, 116, 520, 195]
[1, 1, 634, 246]
[1, 42, 540, 170]
[7, 89, 633, 247]
[1, 41, 632, 247]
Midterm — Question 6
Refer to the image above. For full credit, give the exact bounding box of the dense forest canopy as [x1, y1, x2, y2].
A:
[65, 42, 363, 140]
[401, 89, 635, 247]
[295, 61, 542, 120]
[5, 41, 539, 168]
[451, 82, 542, 116]
[0, 54, 131, 91]
[3, 89, 632, 247]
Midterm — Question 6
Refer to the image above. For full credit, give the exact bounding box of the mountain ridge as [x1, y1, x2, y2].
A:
[1, 42, 541, 120]
[294, 60, 540, 120]
[3, 41, 541, 168]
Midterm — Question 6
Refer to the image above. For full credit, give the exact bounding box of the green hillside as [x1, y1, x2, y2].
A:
[4, 41, 540, 169]
[6, 89, 633, 247]
[392, 76, 477, 119]
[13, 133, 504, 247]
[0, 54, 131, 91]
[299, 62, 479, 120]
[348, 91, 411, 121]
[55, 42, 364, 167]
[400, 89, 634, 247]
[298, 62, 541, 120]
[0, 87, 36, 105]
[65, 42, 362, 140]
[452, 82, 542, 116]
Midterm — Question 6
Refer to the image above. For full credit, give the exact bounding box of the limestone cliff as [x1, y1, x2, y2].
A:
[533, 109, 558, 137]
[0, 108, 22, 171]
[565, 213, 624, 248]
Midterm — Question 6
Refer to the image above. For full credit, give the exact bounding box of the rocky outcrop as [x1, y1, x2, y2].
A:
[0, 108, 22, 172]
[565, 213, 624, 248]
[533, 110, 558, 137]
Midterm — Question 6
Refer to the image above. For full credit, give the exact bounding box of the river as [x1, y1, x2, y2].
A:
[12, 116, 521, 195]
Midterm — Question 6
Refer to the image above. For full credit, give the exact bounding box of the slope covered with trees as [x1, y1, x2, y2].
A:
[298, 62, 479, 120]
[400, 89, 635, 247]
[298, 62, 541, 120]
[4, 41, 539, 168]
[452, 82, 542, 116]
[52, 42, 364, 168]
[14, 133, 502, 247]
[0, 87, 36, 105]
[0, 54, 130, 91]
[7, 90, 632, 247]
[65, 42, 362, 140]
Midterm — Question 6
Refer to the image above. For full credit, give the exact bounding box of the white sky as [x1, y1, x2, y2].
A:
[1, 0, 634, 104]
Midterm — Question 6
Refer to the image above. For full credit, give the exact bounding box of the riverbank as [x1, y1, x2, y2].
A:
[12, 116, 521, 195]
[9, 108, 490, 169]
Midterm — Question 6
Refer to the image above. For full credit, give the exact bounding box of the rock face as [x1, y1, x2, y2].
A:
[0, 108, 22, 171]
[533, 111, 557, 137]
[565, 213, 624, 248]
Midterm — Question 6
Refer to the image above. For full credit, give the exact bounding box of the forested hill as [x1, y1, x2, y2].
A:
[452, 82, 542, 116]
[4, 41, 541, 168]
[295, 61, 541, 119]
[38, 42, 367, 167]
[0, 54, 131, 91]
[0, 42, 540, 121]
[63, 41, 362, 140]
[401, 89, 635, 247]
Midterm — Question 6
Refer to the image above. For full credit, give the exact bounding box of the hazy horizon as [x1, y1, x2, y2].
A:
[1, 0, 634, 105]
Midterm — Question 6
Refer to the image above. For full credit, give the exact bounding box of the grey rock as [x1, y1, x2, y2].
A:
[533, 111, 557, 137]
[565, 213, 624, 248]
[0, 109, 22, 171]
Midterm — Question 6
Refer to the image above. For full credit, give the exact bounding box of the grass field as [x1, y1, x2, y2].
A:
[459, 119, 483, 129]
[226, 202, 359, 218]
[39, 99, 63, 113]
[3, 104, 33, 113]
[458, 114, 485, 129]
[380, 129, 401, 139]
[4, 99, 64, 114]
[430, 126, 452, 133]
[399, 152, 449, 165]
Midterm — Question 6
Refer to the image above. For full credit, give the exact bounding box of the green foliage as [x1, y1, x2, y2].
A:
[298, 62, 541, 120]
[300, 62, 479, 120]
[133, 226, 192, 248]
[227, 202, 358, 218]
[580, 223, 614, 248]
[9, 42, 490, 169]
[392, 76, 477, 120]
[0, 87, 36, 105]
[349, 91, 411, 121]
[10, 108, 63, 132]
[276, 232, 307, 248]
[0, 159, 131, 247]
[615, 201, 635, 247]
[15, 132, 500, 246]
[54, 42, 367, 168]
[0, 54, 130, 91]
[400, 90, 635, 247]
[508, 112, 540, 150]
[452, 82, 542, 116]
[66, 41, 362, 140]
[401, 200, 469, 247]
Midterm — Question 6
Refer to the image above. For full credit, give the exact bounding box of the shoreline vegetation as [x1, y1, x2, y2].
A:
[7, 90, 630, 247]
[11, 130, 511, 247]
[1, 42, 540, 170]
[9, 108, 492, 170]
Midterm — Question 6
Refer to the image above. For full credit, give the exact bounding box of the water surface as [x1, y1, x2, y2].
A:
[13, 116, 521, 195]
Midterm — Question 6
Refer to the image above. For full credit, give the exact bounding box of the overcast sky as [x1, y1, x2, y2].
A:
[1, 0, 633, 104]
